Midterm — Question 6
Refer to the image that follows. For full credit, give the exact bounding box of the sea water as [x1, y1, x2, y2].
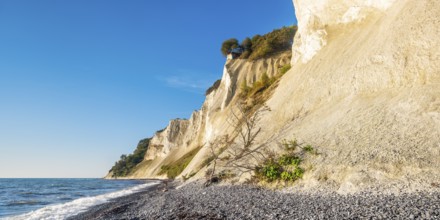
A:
[0, 178, 159, 220]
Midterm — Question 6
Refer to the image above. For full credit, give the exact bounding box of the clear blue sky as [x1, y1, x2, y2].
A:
[0, 0, 297, 178]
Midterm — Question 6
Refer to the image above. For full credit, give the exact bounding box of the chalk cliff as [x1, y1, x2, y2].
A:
[269, 0, 439, 193]
[108, 53, 291, 179]
[108, 0, 440, 193]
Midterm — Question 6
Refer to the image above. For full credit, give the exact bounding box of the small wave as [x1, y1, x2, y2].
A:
[19, 192, 62, 196]
[6, 181, 159, 220]
[6, 200, 44, 206]
[50, 184, 67, 187]
[39, 192, 63, 196]
[58, 188, 74, 192]
[84, 185, 101, 189]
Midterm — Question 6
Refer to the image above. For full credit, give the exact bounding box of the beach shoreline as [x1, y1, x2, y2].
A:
[68, 180, 440, 219]
[67, 182, 165, 220]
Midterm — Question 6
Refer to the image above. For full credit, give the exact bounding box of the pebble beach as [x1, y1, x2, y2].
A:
[69, 181, 440, 219]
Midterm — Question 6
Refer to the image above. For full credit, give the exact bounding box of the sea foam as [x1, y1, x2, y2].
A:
[5, 181, 159, 220]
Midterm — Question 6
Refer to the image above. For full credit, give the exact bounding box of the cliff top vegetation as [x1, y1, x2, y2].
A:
[221, 26, 297, 60]
[109, 138, 150, 177]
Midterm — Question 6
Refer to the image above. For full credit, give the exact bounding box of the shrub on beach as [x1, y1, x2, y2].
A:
[253, 138, 316, 183]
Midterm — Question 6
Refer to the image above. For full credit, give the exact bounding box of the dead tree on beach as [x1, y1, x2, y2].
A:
[204, 103, 271, 186]
[225, 103, 271, 176]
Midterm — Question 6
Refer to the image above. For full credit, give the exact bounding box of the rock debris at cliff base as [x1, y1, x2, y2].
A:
[70, 181, 440, 220]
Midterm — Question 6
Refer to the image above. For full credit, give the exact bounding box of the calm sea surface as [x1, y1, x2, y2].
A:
[0, 178, 158, 219]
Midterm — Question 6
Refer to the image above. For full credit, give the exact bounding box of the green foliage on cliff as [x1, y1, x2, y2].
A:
[221, 26, 297, 60]
[110, 138, 151, 177]
[221, 38, 239, 57]
[241, 37, 252, 50]
[240, 72, 275, 104]
[279, 63, 291, 75]
[205, 79, 222, 96]
[159, 146, 202, 179]
[248, 26, 297, 60]
[239, 63, 292, 108]
[254, 139, 315, 183]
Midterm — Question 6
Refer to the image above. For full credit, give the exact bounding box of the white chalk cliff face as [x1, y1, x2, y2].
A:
[113, 53, 291, 179]
[270, 0, 439, 193]
[292, 0, 396, 63]
[108, 0, 440, 193]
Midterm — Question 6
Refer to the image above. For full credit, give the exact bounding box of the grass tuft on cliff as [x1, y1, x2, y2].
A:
[239, 63, 291, 108]
[109, 138, 151, 177]
[159, 146, 202, 179]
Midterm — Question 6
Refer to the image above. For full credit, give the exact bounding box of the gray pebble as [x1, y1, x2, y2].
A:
[69, 181, 440, 220]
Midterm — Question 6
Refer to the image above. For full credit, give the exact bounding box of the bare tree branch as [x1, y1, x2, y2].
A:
[204, 102, 272, 186]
